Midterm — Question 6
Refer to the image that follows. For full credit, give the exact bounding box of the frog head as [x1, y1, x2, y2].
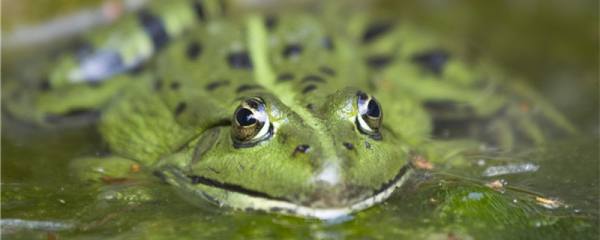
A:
[161, 87, 412, 219]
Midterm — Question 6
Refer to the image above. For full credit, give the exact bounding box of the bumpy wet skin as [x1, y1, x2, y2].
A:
[2, 0, 599, 239]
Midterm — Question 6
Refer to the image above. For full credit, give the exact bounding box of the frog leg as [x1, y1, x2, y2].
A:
[69, 155, 143, 183]
[378, 61, 574, 150]
[69, 155, 159, 205]
[348, 16, 576, 149]
[507, 79, 578, 141]
[2, 73, 140, 127]
[473, 70, 576, 148]
[3, 0, 229, 126]
[47, 0, 228, 88]
[488, 119, 516, 150]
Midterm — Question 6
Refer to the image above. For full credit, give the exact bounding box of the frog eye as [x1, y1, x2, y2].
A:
[356, 91, 383, 138]
[231, 97, 273, 147]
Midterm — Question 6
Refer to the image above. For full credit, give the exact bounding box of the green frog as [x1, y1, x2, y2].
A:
[3, 0, 576, 219]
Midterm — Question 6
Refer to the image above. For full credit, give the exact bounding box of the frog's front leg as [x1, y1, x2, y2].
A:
[69, 155, 158, 205]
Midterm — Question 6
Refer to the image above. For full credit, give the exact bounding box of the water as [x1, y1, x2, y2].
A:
[2, 1, 598, 239]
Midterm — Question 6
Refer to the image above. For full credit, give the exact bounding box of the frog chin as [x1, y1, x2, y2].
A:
[161, 164, 414, 220]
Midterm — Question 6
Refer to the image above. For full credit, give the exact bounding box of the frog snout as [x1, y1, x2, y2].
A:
[302, 162, 371, 208]
[304, 181, 372, 208]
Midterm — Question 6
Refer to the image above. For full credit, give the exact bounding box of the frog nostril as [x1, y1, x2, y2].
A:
[343, 142, 354, 150]
[292, 144, 310, 156]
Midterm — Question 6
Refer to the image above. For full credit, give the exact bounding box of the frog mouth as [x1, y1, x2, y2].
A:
[162, 165, 413, 220]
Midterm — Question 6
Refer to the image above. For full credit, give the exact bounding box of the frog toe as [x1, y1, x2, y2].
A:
[69, 155, 144, 184]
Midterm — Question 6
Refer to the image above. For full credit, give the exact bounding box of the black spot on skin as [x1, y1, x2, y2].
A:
[270, 207, 283, 213]
[154, 78, 163, 90]
[254, 209, 267, 214]
[293, 144, 310, 156]
[265, 15, 278, 30]
[39, 79, 51, 91]
[170, 81, 181, 90]
[366, 55, 394, 69]
[71, 39, 94, 60]
[285, 209, 296, 214]
[306, 103, 314, 110]
[205, 80, 230, 91]
[302, 84, 317, 94]
[175, 102, 187, 115]
[319, 66, 336, 76]
[424, 100, 481, 138]
[411, 49, 450, 75]
[283, 44, 303, 58]
[227, 51, 253, 69]
[186, 41, 203, 60]
[423, 100, 475, 116]
[236, 84, 263, 93]
[138, 9, 169, 50]
[322, 37, 334, 50]
[279, 133, 289, 144]
[276, 72, 295, 82]
[343, 142, 354, 150]
[128, 64, 145, 75]
[362, 22, 394, 43]
[431, 118, 480, 139]
[193, 0, 206, 21]
[423, 100, 459, 112]
[44, 109, 100, 124]
[301, 75, 325, 84]
[153, 170, 168, 182]
[365, 141, 372, 149]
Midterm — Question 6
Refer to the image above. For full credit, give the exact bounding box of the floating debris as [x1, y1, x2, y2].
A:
[411, 155, 434, 170]
[463, 192, 484, 201]
[485, 179, 506, 191]
[482, 163, 539, 177]
[476, 159, 486, 166]
[535, 197, 563, 209]
[130, 163, 141, 173]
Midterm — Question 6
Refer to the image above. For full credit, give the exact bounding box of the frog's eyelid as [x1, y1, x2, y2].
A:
[354, 92, 383, 140]
[249, 98, 271, 141]
[251, 114, 271, 141]
[356, 114, 374, 132]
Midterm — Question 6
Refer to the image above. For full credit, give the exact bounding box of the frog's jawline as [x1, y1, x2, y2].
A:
[187, 164, 413, 219]
[188, 174, 289, 202]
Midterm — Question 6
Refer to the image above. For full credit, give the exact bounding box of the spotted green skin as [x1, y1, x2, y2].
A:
[3, 0, 576, 218]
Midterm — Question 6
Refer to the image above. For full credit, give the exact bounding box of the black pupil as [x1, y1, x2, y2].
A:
[367, 99, 380, 117]
[236, 108, 257, 126]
